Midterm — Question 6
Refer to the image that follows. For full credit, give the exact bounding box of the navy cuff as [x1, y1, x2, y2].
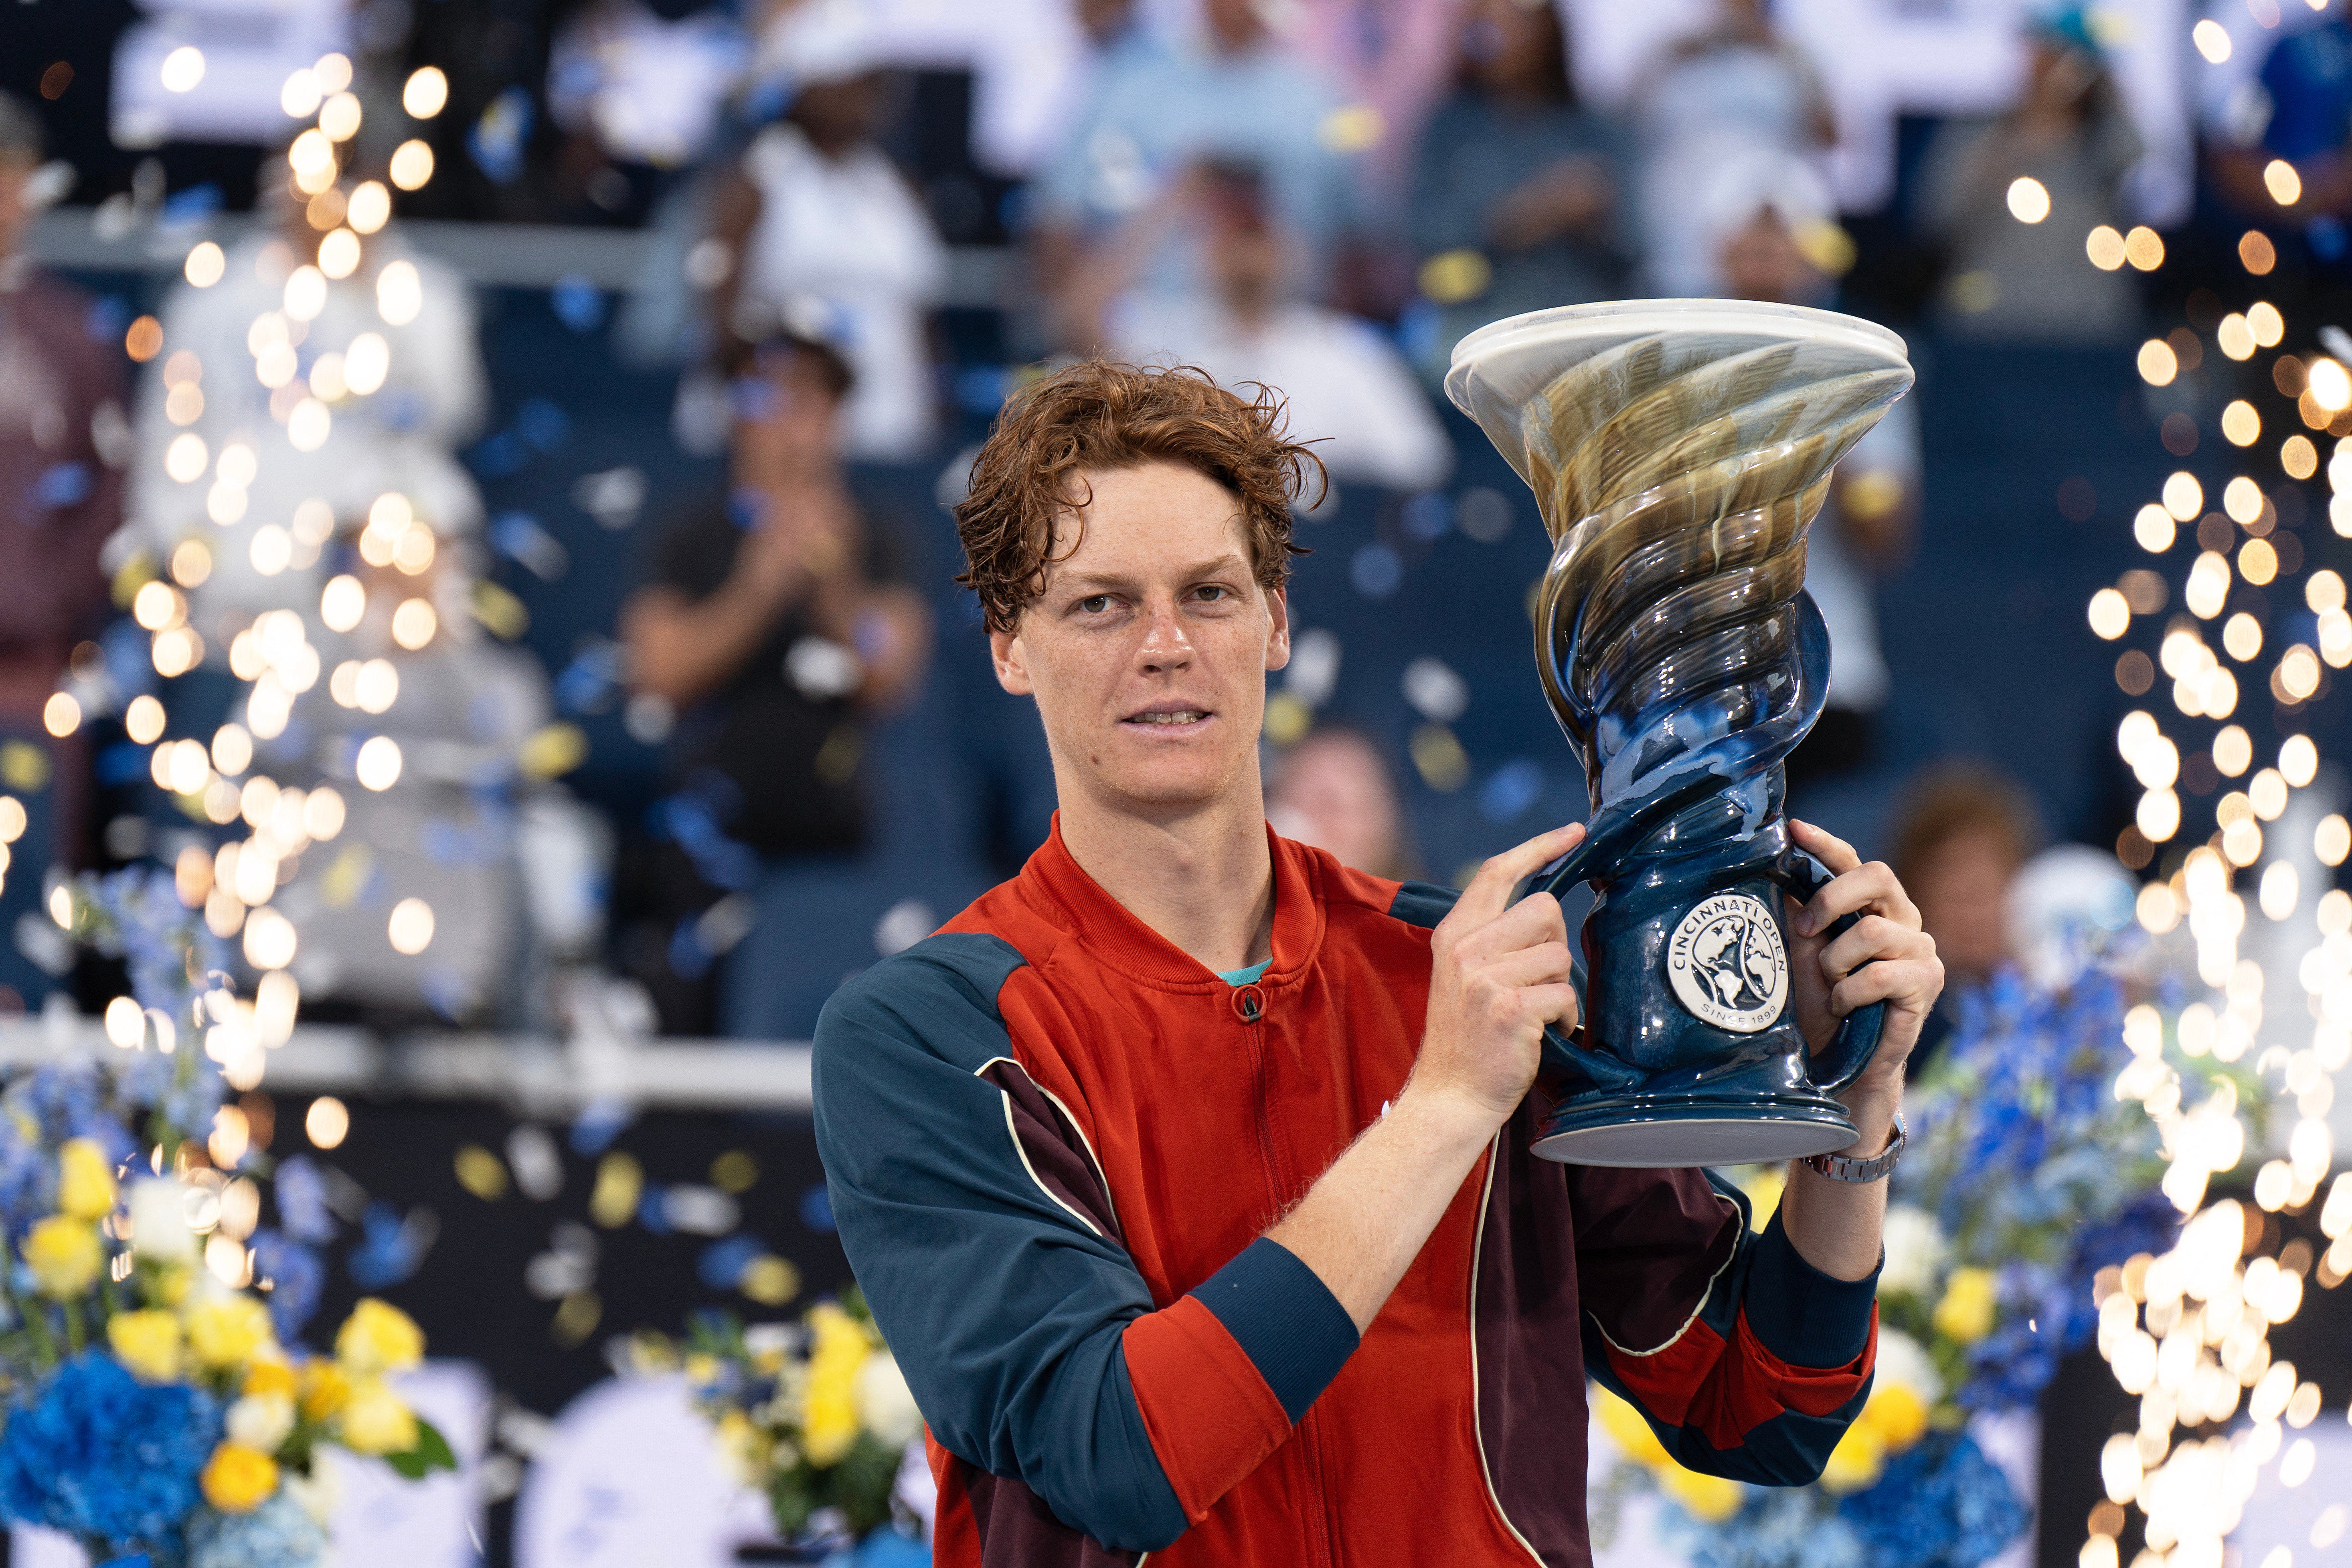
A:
[1741, 1207, 1879, 1369]
[1189, 1237, 1360, 1424]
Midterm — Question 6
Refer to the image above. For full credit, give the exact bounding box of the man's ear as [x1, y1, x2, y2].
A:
[1263, 585, 1291, 673]
[990, 624, 1035, 696]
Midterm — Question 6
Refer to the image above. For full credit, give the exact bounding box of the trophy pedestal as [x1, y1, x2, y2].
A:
[1532, 1090, 1859, 1167]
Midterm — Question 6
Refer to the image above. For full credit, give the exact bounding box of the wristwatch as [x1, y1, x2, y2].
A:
[1802, 1111, 1906, 1184]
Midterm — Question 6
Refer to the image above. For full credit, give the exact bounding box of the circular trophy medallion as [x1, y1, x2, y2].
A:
[1664, 892, 1789, 1033]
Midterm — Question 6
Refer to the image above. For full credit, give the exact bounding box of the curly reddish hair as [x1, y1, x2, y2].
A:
[954, 360, 1323, 633]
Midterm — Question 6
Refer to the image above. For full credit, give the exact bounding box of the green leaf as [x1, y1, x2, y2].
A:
[384, 1417, 458, 1479]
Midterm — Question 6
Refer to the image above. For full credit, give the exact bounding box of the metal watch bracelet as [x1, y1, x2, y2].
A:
[1801, 1110, 1907, 1184]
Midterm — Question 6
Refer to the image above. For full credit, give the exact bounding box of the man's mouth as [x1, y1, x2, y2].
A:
[1123, 708, 1211, 727]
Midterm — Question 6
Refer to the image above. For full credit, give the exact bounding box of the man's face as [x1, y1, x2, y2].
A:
[733, 353, 841, 477]
[991, 462, 1290, 819]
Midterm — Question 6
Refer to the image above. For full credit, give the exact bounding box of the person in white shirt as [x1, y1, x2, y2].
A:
[1095, 162, 1452, 494]
[705, 39, 947, 461]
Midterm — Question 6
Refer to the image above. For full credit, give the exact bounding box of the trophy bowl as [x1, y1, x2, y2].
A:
[1445, 299, 1915, 1167]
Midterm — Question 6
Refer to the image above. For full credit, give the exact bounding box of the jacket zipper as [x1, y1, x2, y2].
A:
[1247, 1010, 1338, 1567]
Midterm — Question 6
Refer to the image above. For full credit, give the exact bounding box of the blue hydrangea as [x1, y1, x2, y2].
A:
[1660, 1486, 1866, 1568]
[185, 1491, 328, 1568]
[269, 1158, 336, 1245]
[0, 1354, 220, 1556]
[250, 1230, 325, 1342]
[1838, 1432, 2031, 1568]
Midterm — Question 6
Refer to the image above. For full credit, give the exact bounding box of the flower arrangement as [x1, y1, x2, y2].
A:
[0, 870, 454, 1566]
[630, 1296, 926, 1560]
[1592, 955, 2196, 1568]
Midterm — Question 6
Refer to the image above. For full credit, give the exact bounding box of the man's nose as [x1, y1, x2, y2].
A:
[1136, 596, 1194, 670]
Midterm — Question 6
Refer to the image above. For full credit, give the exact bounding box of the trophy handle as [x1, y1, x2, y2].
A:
[1538, 1019, 1648, 1093]
[1768, 846, 1886, 1096]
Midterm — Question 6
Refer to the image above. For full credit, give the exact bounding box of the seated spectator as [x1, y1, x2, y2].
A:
[1265, 724, 1417, 880]
[1888, 764, 2036, 995]
[2209, 7, 2352, 261]
[1028, 0, 1362, 329]
[0, 93, 125, 1002]
[1094, 162, 1453, 493]
[116, 142, 487, 637]
[1407, 0, 1629, 384]
[1694, 153, 1917, 795]
[704, 43, 947, 460]
[1916, 13, 2142, 341]
[617, 332, 933, 1034]
[1631, 0, 1836, 297]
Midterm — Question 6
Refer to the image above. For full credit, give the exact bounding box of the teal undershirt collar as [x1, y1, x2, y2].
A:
[1216, 960, 1271, 987]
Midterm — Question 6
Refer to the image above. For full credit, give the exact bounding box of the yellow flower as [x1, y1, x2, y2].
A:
[200, 1443, 279, 1513]
[57, 1139, 117, 1221]
[1818, 1420, 1888, 1494]
[1590, 1382, 1670, 1467]
[714, 1408, 769, 1485]
[1659, 1465, 1746, 1522]
[22, 1217, 101, 1299]
[107, 1310, 184, 1382]
[298, 1360, 350, 1422]
[1857, 1384, 1929, 1453]
[1931, 1267, 1998, 1345]
[1738, 1164, 1786, 1232]
[244, 1357, 299, 1400]
[800, 1303, 872, 1466]
[184, 1294, 276, 1370]
[334, 1298, 424, 1376]
[336, 1378, 419, 1455]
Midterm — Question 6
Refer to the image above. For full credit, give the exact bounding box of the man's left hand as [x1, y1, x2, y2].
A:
[1783, 819, 1944, 1104]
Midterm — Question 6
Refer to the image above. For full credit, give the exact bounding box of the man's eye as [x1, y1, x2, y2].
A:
[1077, 595, 1111, 614]
[1196, 585, 1227, 602]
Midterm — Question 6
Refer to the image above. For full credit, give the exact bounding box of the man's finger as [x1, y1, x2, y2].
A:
[1455, 890, 1569, 959]
[1452, 822, 1585, 929]
[1791, 818, 1860, 876]
[1827, 958, 1943, 1022]
[1796, 860, 1919, 937]
[1482, 942, 1578, 991]
[1818, 917, 1934, 981]
[1521, 981, 1581, 1032]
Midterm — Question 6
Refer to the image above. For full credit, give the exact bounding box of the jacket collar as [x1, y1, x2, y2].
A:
[1020, 811, 1326, 990]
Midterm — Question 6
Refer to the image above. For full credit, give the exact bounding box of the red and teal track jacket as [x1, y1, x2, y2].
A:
[812, 819, 1880, 1567]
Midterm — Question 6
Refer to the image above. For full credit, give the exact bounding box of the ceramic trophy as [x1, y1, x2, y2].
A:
[1445, 300, 1915, 1167]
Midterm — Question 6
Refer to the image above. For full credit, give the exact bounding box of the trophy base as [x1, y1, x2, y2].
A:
[1532, 1090, 1860, 1167]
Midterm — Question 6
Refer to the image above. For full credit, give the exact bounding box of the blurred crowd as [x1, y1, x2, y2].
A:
[1, 0, 2348, 1040]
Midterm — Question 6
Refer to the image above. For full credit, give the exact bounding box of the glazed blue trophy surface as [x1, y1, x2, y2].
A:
[1445, 301, 1915, 1167]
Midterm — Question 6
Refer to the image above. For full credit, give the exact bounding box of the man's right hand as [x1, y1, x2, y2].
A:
[1406, 822, 1586, 1131]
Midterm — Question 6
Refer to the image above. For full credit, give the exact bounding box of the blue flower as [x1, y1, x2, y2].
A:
[269, 1158, 336, 1245]
[1837, 1432, 2030, 1568]
[186, 1491, 328, 1568]
[1660, 1485, 1865, 1568]
[251, 1229, 326, 1342]
[0, 1354, 220, 1555]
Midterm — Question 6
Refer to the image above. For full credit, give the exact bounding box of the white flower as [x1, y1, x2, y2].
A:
[127, 1178, 197, 1263]
[283, 1465, 340, 1526]
[1877, 1204, 1947, 1299]
[1873, 1328, 1943, 1406]
[226, 1391, 298, 1452]
[852, 1351, 923, 1448]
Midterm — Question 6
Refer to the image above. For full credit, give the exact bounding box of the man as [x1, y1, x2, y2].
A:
[0, 93, 124, 1007]
[813, 362, 1942, 1565]
[620, 331, 931, 1032]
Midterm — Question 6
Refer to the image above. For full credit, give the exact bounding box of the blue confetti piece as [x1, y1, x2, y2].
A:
[33, 463, 93, 509]
[637, 1185, 673, 1234]
[467, 88, 533, 185]
[569, 1100, 633, 1156]
[1350, 543, 1403, 600]
[83, 295, 130, 346]
[798, 1184, 835, 1235]
[490, 511, 570, 580]
[346, 1200, 433, 1289]
[469, 430, 529, 478]
[550, 275, 608, 333]
[697, 1235, 764, 1290]
[1479, 758, 1545, 823]
[1401, 491, 1451, 542]
[159, 184, 221, 225]
[516, 397, 571, 451]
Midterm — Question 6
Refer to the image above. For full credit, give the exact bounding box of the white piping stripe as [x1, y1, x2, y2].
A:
[1465, 1136, 1548, 1568]
[994, 1089, 1103, 1238]
[1585, 1199, 1743, 1360]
